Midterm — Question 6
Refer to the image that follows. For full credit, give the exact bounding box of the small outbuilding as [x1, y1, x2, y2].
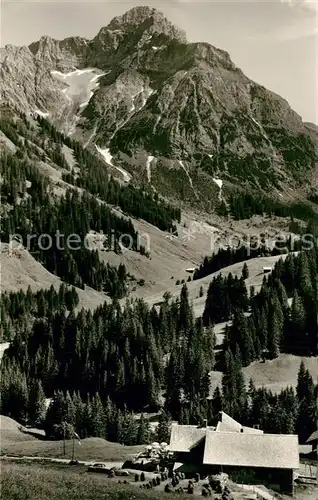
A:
[263, 267, 272, 274]
[185, 268, 196, 273]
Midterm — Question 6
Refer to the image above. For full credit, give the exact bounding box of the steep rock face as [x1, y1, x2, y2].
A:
[0, 44, 66, 115]
[0, 5, 317, 201]
[29, 35, 89, 70]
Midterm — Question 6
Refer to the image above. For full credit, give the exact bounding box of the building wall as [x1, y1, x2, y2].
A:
[208, 466, 294, 495]
[174, 440, 205, 465]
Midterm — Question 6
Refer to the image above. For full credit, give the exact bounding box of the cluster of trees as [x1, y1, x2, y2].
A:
[202, 274, 249, 326]
[67, 144, 180, 233]
[44, 391, 171, 445]
[3, 335, 314, 443]
[0, 284, 79, 341]
[1, 285, 213, 423]
[201, 248, 317, 364]
[1, 151, 50, 206]
[217, 357, 317, 442]
[0, 362, 46, 426]
[228, 192, 318, 223]
[0, 113, 69, 170]
[193, 236, 304, 281]
[0, 363, 172, 446]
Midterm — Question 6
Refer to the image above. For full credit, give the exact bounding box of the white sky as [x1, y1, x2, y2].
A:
[1, 0, 317, 123]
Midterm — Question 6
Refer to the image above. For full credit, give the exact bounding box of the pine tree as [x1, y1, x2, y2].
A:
[289, 291, 307, 354]
[156, 411, 171, 443]
[268, 308, 281, 359]
[242, 262, 249, 280]
[28, 379, 46, 426]
[296, 361, 316, 442]
[211, 386, 223, 421]
[91, 393, 105, 437]
[178, 284, 192, 333]
[137, 413, 151, 445]
[44, 391, 67, 438]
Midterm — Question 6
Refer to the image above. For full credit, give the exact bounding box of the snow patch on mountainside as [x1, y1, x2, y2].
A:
[130, 89, 143, 113]
[51, 69, 94, 80]
[178, 160, 194, 189]
[153, 114, 162, 133]
[146, 156, 154, 182]
[78, 72, 107, 111]
[141, 88, 154, 108]
[51, 68, 106, 111]
[95, 145, 131, 182]
[34, 109, 50, 118]
[213, 178, 223, 190]
[0, 343, 10, 365]
[213, 178, 223, 202]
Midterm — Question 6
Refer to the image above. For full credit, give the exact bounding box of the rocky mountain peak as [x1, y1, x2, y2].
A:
[107, 6, 157, 27]
[29, 35, 57, 54]
[106, 5, 187, 43]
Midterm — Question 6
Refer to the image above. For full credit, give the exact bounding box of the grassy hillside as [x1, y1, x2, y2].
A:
[0, 243, 109, 310]
[1, 428, 144, 463]
[209, 354, 318, 396]
[3, 460, 317, 500]
[1, 461, 187, 500]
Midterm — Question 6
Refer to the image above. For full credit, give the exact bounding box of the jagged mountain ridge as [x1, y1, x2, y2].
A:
[1, 5, 317, 205]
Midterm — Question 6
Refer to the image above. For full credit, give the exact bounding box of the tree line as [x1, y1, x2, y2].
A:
[36, 116, 180, 232]
[193, 234, 307, 281]
[0, 284, 79, 342]
[228, 192, 318, 223]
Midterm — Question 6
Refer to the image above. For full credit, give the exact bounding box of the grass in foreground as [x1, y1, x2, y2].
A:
[1, 461, 188, 500]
